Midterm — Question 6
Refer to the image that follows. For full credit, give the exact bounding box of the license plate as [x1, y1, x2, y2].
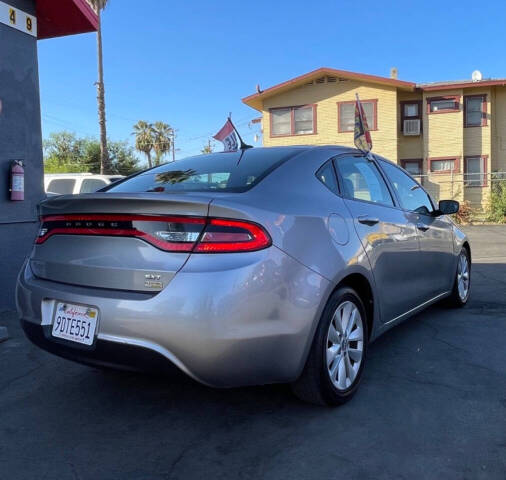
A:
[52, 302, 98, 346]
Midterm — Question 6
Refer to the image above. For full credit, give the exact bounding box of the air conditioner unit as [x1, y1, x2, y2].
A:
[403, 119, 421, 136]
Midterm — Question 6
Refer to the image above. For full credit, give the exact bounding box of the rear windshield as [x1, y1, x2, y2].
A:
[106, 148, 300, 193]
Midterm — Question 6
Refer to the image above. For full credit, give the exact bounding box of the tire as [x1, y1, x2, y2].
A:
[291, 287, 368, 406]
[446, 247, 471, 307]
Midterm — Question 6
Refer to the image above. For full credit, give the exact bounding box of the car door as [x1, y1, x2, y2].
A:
[334, 154, 423, 323]
[379, 159, 454, 298]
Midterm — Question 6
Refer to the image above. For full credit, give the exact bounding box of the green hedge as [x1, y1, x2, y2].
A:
[489, 178, 506, 223]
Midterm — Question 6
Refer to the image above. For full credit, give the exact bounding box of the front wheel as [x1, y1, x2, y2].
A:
[446, 248, 471, 307]
[291, 287, 368, 406]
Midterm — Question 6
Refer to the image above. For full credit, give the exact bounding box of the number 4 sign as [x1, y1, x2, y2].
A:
[0, 1, 37, 37]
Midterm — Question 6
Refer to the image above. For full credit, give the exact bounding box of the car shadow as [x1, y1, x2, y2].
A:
[73, 261, 506, 410]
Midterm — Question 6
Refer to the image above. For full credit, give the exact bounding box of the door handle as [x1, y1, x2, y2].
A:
[358, 215, 379, 226]
[417, 223, 430, 231]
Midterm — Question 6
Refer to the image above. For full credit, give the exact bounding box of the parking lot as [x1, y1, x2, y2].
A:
[1, 225, 505, 480]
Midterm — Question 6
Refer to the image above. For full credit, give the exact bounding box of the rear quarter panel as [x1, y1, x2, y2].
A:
[209, 148, 379, 336]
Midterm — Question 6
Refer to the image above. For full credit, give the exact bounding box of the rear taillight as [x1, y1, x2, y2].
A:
[195, 218, 271, 253]
[36, 214, 271, 253]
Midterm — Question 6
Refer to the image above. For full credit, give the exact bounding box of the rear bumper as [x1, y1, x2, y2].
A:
[21, 319, 181, 375]
[16, 247, 331, 387]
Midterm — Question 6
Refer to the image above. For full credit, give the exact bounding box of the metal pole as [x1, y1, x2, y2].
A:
[171, 129, 175, 162]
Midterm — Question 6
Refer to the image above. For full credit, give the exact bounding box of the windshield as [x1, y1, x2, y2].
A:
[106, 148, 302, 193]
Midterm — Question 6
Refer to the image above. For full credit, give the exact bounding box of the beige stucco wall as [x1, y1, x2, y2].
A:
[254, 79, 505, 211]
[261, 78, 399, 163]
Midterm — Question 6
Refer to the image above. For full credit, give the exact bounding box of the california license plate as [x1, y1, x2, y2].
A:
[52, 302, 98, 346]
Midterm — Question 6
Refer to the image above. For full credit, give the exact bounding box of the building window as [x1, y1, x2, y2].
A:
[337, 100, 377, 132]
[400, 101, 422, 133]
[464, 95, 487, 127]
[401, 159, 423, 175]
[464, 156, 487, 187]
[404, 102, 419, 118]
[270, 105, 316, 136]
[427, 96, 460, 114]
[429, 157, 459, 173]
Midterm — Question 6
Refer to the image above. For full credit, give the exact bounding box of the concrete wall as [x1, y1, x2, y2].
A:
[0, 0, 44, 308]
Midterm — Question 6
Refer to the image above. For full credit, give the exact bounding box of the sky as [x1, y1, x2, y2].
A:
[38, 0, 506, 165]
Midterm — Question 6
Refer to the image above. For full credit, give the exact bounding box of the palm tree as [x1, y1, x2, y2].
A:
[89, 0, 111, 174]
[201, 140, 214, 154]
[152, 121, 173, 165]
[133, 121, 154, 168]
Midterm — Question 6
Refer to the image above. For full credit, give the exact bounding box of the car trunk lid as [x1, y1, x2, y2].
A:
[31, 193, 212, 292]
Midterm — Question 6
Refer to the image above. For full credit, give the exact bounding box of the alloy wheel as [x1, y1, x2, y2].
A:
[326, 301, 364, 391]
[457, 253, 470, 301]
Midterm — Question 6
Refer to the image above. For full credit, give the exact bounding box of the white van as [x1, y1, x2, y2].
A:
[44, 173, 125, 195]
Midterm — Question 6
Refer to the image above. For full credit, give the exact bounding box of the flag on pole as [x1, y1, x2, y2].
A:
[354, 94, 373, 153]
[213, 117, 252, 152]
[213, 119, 238, 152]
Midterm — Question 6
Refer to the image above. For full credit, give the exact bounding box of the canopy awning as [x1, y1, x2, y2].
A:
[36, 0, 98, 40]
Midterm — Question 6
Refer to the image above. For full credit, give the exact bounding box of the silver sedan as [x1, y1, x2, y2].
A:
[17, 146, 471, 405]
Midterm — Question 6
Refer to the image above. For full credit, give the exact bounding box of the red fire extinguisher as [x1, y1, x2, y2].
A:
[10, 160, 24, 201]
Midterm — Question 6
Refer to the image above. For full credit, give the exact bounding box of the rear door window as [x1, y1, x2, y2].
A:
[334, 156, 394, 207]
[46, 179, 76, 195]
[106, 149, 301, 193]
[316, 161, 339, 194]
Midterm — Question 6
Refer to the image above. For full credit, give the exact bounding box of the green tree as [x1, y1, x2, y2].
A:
[152, 121, 173, 165]
[43, 131, 140, 176]
[88, 0, 111, 174]
[201, 140, 214, 154]
[108, 140, 140, 175]
[133, 120, 155, 168]
[43, 132, 87, 172]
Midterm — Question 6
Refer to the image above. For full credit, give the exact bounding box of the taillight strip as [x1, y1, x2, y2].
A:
[36, 228, 195, 251]
[41, 214, 206, 224]
[36, 214, 272, 253]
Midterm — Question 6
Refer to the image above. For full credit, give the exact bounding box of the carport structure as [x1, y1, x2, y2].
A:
[0, 0, 98, 308]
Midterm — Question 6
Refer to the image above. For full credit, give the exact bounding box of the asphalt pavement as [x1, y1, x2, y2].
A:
[0, 226, 505, 479]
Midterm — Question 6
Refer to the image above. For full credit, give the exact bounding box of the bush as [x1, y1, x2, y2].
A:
[452, 200, 473, 224]
[488, 179, 506, 223]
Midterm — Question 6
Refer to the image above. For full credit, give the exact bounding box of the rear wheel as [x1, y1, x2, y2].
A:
[446, 248, 471, 307]
[291, 287, 368, 406]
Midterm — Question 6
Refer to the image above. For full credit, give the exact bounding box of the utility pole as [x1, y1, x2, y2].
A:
[171, 129, 176, 162]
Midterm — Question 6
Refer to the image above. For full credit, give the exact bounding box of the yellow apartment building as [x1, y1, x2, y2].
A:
[242, 67, 506, 213]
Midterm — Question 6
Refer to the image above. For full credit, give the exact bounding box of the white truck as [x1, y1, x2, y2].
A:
[44, 173, 125, 195]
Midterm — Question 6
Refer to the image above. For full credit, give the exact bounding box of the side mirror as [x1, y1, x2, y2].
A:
[437, 199, 459, 216]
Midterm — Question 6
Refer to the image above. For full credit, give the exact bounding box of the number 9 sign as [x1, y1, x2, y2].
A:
[1, 2, 37, 37]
